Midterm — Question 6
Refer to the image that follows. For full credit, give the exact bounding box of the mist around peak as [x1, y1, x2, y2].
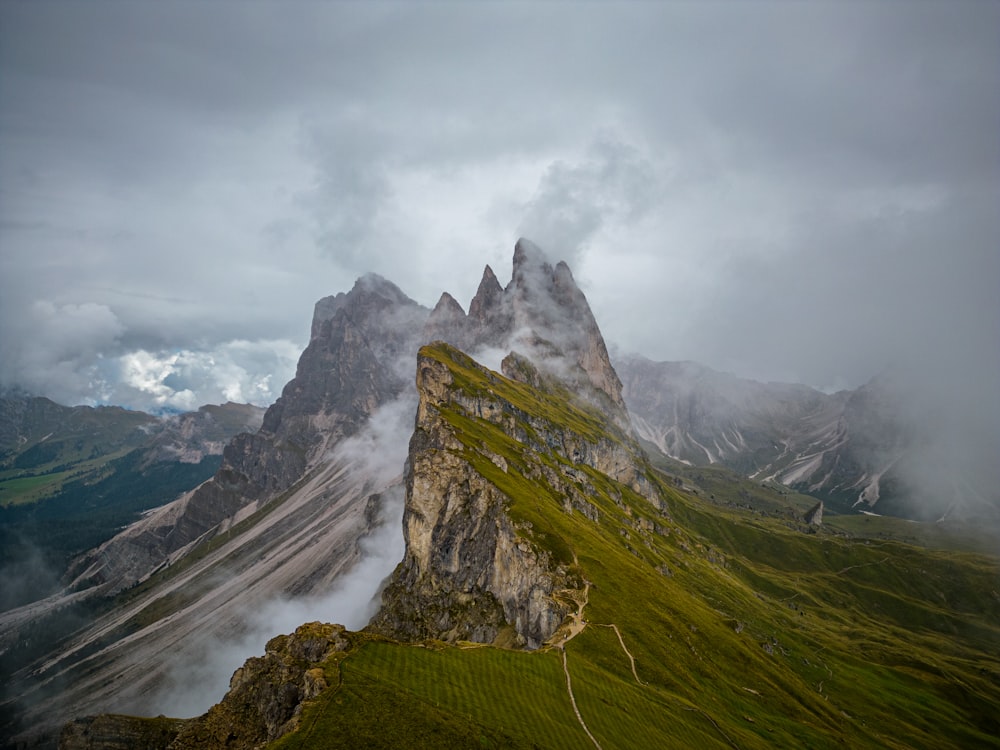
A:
[143, 394, 414, 719]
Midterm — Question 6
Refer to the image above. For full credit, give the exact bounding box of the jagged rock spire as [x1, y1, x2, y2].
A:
[418, 239, 630, 426]
[468, 264, 504, 327]
[424, 292, 469, 346]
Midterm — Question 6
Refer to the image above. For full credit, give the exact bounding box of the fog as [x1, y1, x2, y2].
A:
[142, 395, 416, 717]
[146, 482, 405, 718]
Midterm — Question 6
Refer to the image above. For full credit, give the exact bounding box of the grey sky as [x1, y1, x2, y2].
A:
[1, 1, 997, 411]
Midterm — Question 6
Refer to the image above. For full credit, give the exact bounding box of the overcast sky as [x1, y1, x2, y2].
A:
[1, 1, 997, 413]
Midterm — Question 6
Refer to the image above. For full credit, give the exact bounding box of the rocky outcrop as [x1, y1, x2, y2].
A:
[57, 623, 348, 750]
[372, 343, 660, 649]
[804, 501, 824, 526]
[421, 239, 631, 430]
[166, 622, 349, 750]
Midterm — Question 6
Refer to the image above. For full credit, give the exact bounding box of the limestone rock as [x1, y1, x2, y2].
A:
[372, 343, 661, 649]
[166, 622, 349, 750]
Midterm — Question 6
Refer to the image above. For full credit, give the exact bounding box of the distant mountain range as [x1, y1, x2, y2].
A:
[0, 397, 264, 611]
[618, 356, 999, 522]
[2, 240, 997, 750]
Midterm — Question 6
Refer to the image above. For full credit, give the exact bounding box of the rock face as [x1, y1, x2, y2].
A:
[64, 275, 427, 597]
[424, 238, 630, 428]
[371, 343, 659, 649]
[165, 623, 350, 750]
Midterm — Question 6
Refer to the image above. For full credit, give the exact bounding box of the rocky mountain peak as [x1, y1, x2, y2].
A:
[424, 240, 630, 428]
[310, 273, 416, 341]
[510, 236, 553, 286]
[424, 292, 468, 344]
[467, 264, 504, 327]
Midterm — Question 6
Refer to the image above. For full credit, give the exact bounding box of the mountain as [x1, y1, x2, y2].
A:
[4, 239, 999, 749]
[1, 274, 429, 747]
[0, 396, 160, 505]
[617, 355, 1000, 522]
[3, 238, 636, 747]
[0, 398, 265, 612]
[60, 341, 1000, 749]
[424, 238, 628, 423]
[61, 274, 428, 599]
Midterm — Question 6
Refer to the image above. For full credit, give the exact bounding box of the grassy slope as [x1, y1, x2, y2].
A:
[273, 345, 999, 749]
[0, 399, 157, 507]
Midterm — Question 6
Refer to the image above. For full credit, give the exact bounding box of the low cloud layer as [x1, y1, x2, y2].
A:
[143, 395, 415, 717]
[1, 2, 996, 411]
[146, 483, 405, 718]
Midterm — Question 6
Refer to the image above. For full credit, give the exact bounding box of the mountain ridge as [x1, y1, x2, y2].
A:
[2, 239, 998, 749]
[1, 239, 629, 748]
[59, 332, 1000, 749]
[618, 353, 1000, 522]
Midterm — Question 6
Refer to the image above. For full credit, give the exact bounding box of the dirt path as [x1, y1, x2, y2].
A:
[836, 556, 889, 575]
[596, 623, 644, 685]
[546, 579, 591, 649]
[561, 646, 603, 750]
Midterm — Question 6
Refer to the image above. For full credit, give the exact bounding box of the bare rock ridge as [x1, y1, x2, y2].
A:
[424, 238, 630, 429]
[370, 342, 660, 649]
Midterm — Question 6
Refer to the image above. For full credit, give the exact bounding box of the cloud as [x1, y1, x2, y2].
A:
[518, 136, 663, 265]
[329, 394, 417, 486]
[0, 0, 996, 411]
[0, 301, 124, 405]
[105, 340, 302, 412]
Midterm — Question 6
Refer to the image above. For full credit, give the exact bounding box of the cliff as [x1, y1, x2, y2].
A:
[371, 342, 661, 649]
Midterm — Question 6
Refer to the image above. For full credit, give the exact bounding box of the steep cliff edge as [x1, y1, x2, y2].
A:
[371, 342, 661, 649]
